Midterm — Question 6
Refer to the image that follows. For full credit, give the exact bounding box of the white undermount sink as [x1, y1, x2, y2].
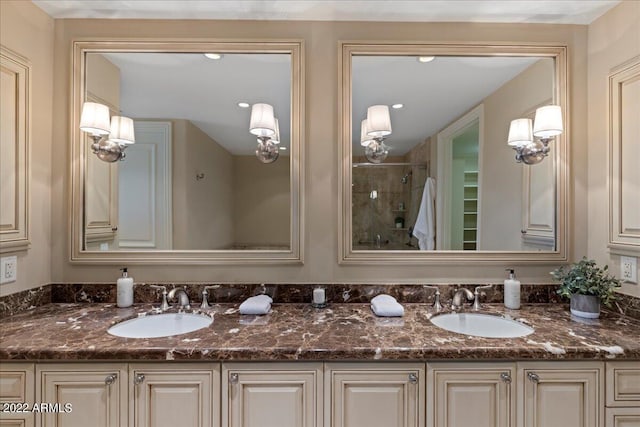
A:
[107, 313, 212, 338]
[430, 312, 534, 338]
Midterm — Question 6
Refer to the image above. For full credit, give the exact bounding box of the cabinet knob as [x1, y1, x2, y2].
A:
[134, 373, 145, 385]
[500, 372, 512, 384]
[104, 373, 117, 385]
[230, 373, 239, 384]
[527, 372, 540, 383]
[408, 373, 418, 384]
[112, 226, 118, 231]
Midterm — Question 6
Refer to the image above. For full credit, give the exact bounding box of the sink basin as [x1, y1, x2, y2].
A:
[430, 313, 534, 338]
[108, 313, 212, 338]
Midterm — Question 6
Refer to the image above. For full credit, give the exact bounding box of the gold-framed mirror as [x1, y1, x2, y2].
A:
[340, 43, 568, 264]
[71, 40, 304, 264]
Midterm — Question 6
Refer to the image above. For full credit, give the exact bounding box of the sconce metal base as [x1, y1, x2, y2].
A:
[90, 135, 126, 163]
[513, 139, 550, 165]
[255, 137, 279, 164]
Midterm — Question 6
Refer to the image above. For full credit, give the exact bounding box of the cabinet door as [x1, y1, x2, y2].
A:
[0, 363, 34, 427]
[130, 363, 219, 427]
[37, 363, 127, 427]
[326, 362, 424, 427]
[606, 362, 640, 407]
[222, 362, 322, 427]
[518, 361, 603, 427]
[427, 362, 515, 427]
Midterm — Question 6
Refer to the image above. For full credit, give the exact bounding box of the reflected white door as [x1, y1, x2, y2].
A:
[118, 121, 172, 249]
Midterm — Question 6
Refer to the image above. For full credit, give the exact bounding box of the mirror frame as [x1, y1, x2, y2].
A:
[71, 39, 304, 264]
[339, 42, 569, 265]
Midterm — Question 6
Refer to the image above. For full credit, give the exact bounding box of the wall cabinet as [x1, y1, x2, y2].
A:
[325, 363, 425, 427]
[222, 362, 322, 427]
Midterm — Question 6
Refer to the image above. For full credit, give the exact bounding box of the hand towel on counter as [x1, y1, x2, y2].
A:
[413, 177, 436, 250]
[370, 294, 404, 317]
[239, 294, 273, 315]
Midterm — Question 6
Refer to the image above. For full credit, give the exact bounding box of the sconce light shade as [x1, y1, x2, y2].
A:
[249, 103, 276, 137]
[366, 105, 392, 137]
[80, 102, 110, 136]
[507, 118, 533, 147]
[360, 119, 374, 146]
[109, 116, 135, 145]
[533, 105, 563, 139]
[271, 118, 281, 144]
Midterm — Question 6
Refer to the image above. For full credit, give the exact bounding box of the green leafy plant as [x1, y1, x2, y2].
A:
[551, 258, 621, 307]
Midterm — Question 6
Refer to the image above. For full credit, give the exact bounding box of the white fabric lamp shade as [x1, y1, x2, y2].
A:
[109, 116, 135, 145]
[533, 105, 563, 139]
[271, 118, 280, 144]
[80, 102, 110, 136]
[366, 105, 392, 137]
[249, 103, 276, 137]
[507, 118, 533, 147]
[360, 119, 374, 146]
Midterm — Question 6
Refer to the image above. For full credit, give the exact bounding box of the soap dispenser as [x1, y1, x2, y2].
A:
[504, 269, 521, 310]
[117, 268, 134, 308]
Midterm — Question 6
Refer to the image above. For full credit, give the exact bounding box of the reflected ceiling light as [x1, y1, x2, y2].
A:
[508, 105, 563, 165]
[237, 102, 250, 108]
[391, 103, 404, 109]
[280, 147, 287, 151]
[204, 53, 223, 60]
[249, 103, 279, 164]
[80, 102, 135, 162]
[417, 56, 435, 63]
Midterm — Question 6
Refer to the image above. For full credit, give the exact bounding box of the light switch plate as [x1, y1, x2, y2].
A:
[0, 256, 17, 284]
[621, 256, 637, 284]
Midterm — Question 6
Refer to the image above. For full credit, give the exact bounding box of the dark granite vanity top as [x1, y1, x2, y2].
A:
[1, 302, 638, 361]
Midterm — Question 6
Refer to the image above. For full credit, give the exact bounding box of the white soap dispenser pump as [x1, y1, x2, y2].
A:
[116, 267, 134, 308]
[504, 268, 521, 310]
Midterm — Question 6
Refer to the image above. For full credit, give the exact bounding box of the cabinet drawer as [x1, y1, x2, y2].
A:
[605, 407, 640, 427]
[0, 364, 34, 403]
[606, 362, 640, 407]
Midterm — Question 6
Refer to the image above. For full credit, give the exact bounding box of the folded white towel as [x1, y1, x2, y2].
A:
[239, 295, 273, 315]
[371, 294, 404, 317]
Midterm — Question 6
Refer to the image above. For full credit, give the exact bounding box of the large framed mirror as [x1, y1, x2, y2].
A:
[340, 43, 568, 264]
[71, 40, 304, 263]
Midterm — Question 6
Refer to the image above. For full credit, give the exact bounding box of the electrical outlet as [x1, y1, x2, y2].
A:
[621, 256, 637, 284]
[0, 256, 17, 284]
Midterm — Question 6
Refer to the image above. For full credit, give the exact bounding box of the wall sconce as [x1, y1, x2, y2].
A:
[249, 103, 279, 164]
[360, 105, 392, 164]
[508, 105, 563, 165]
[80, 102, 135, 163]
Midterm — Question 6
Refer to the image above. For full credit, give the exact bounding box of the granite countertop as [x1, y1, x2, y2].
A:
[1, 303, 639, 361]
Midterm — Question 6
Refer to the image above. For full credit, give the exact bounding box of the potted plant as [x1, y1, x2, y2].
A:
[551, 258, 621, 319]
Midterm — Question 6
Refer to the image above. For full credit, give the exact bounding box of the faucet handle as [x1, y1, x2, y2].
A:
[149, 285, 169, 311]
[473, 285, 493, 311]
[201, 285, 220, 309]
[422, 285, 442, 312]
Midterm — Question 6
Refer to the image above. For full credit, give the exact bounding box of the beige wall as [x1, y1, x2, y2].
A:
[172, 120, 235, 250]
[0, 1, 53, 296]
[233, 156, 290, 248]
[481, 59, 555, 250]
[587, 1, 640, 297]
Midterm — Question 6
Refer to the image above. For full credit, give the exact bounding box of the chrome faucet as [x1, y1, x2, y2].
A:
[375, 234, 382, 248]
[451, 288, 474, 310]
[168, 287, 191, 310]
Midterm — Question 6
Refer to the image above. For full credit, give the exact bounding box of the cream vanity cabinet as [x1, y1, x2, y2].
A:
[427, 362, 516, 427]
[325, 363, 425, 427]
[221, 363, 322, 427]
[33, 363, 219, 427]
[0, 363, 35, 427]
[605, 362, 640, 427]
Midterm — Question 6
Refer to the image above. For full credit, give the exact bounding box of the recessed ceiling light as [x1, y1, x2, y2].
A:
[204, 53, 223, 60]
[237, 102, 250, 108]
[280, 147, 287, 151]
[391, 104, 404, 109]
[417, 56, 435, 63]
